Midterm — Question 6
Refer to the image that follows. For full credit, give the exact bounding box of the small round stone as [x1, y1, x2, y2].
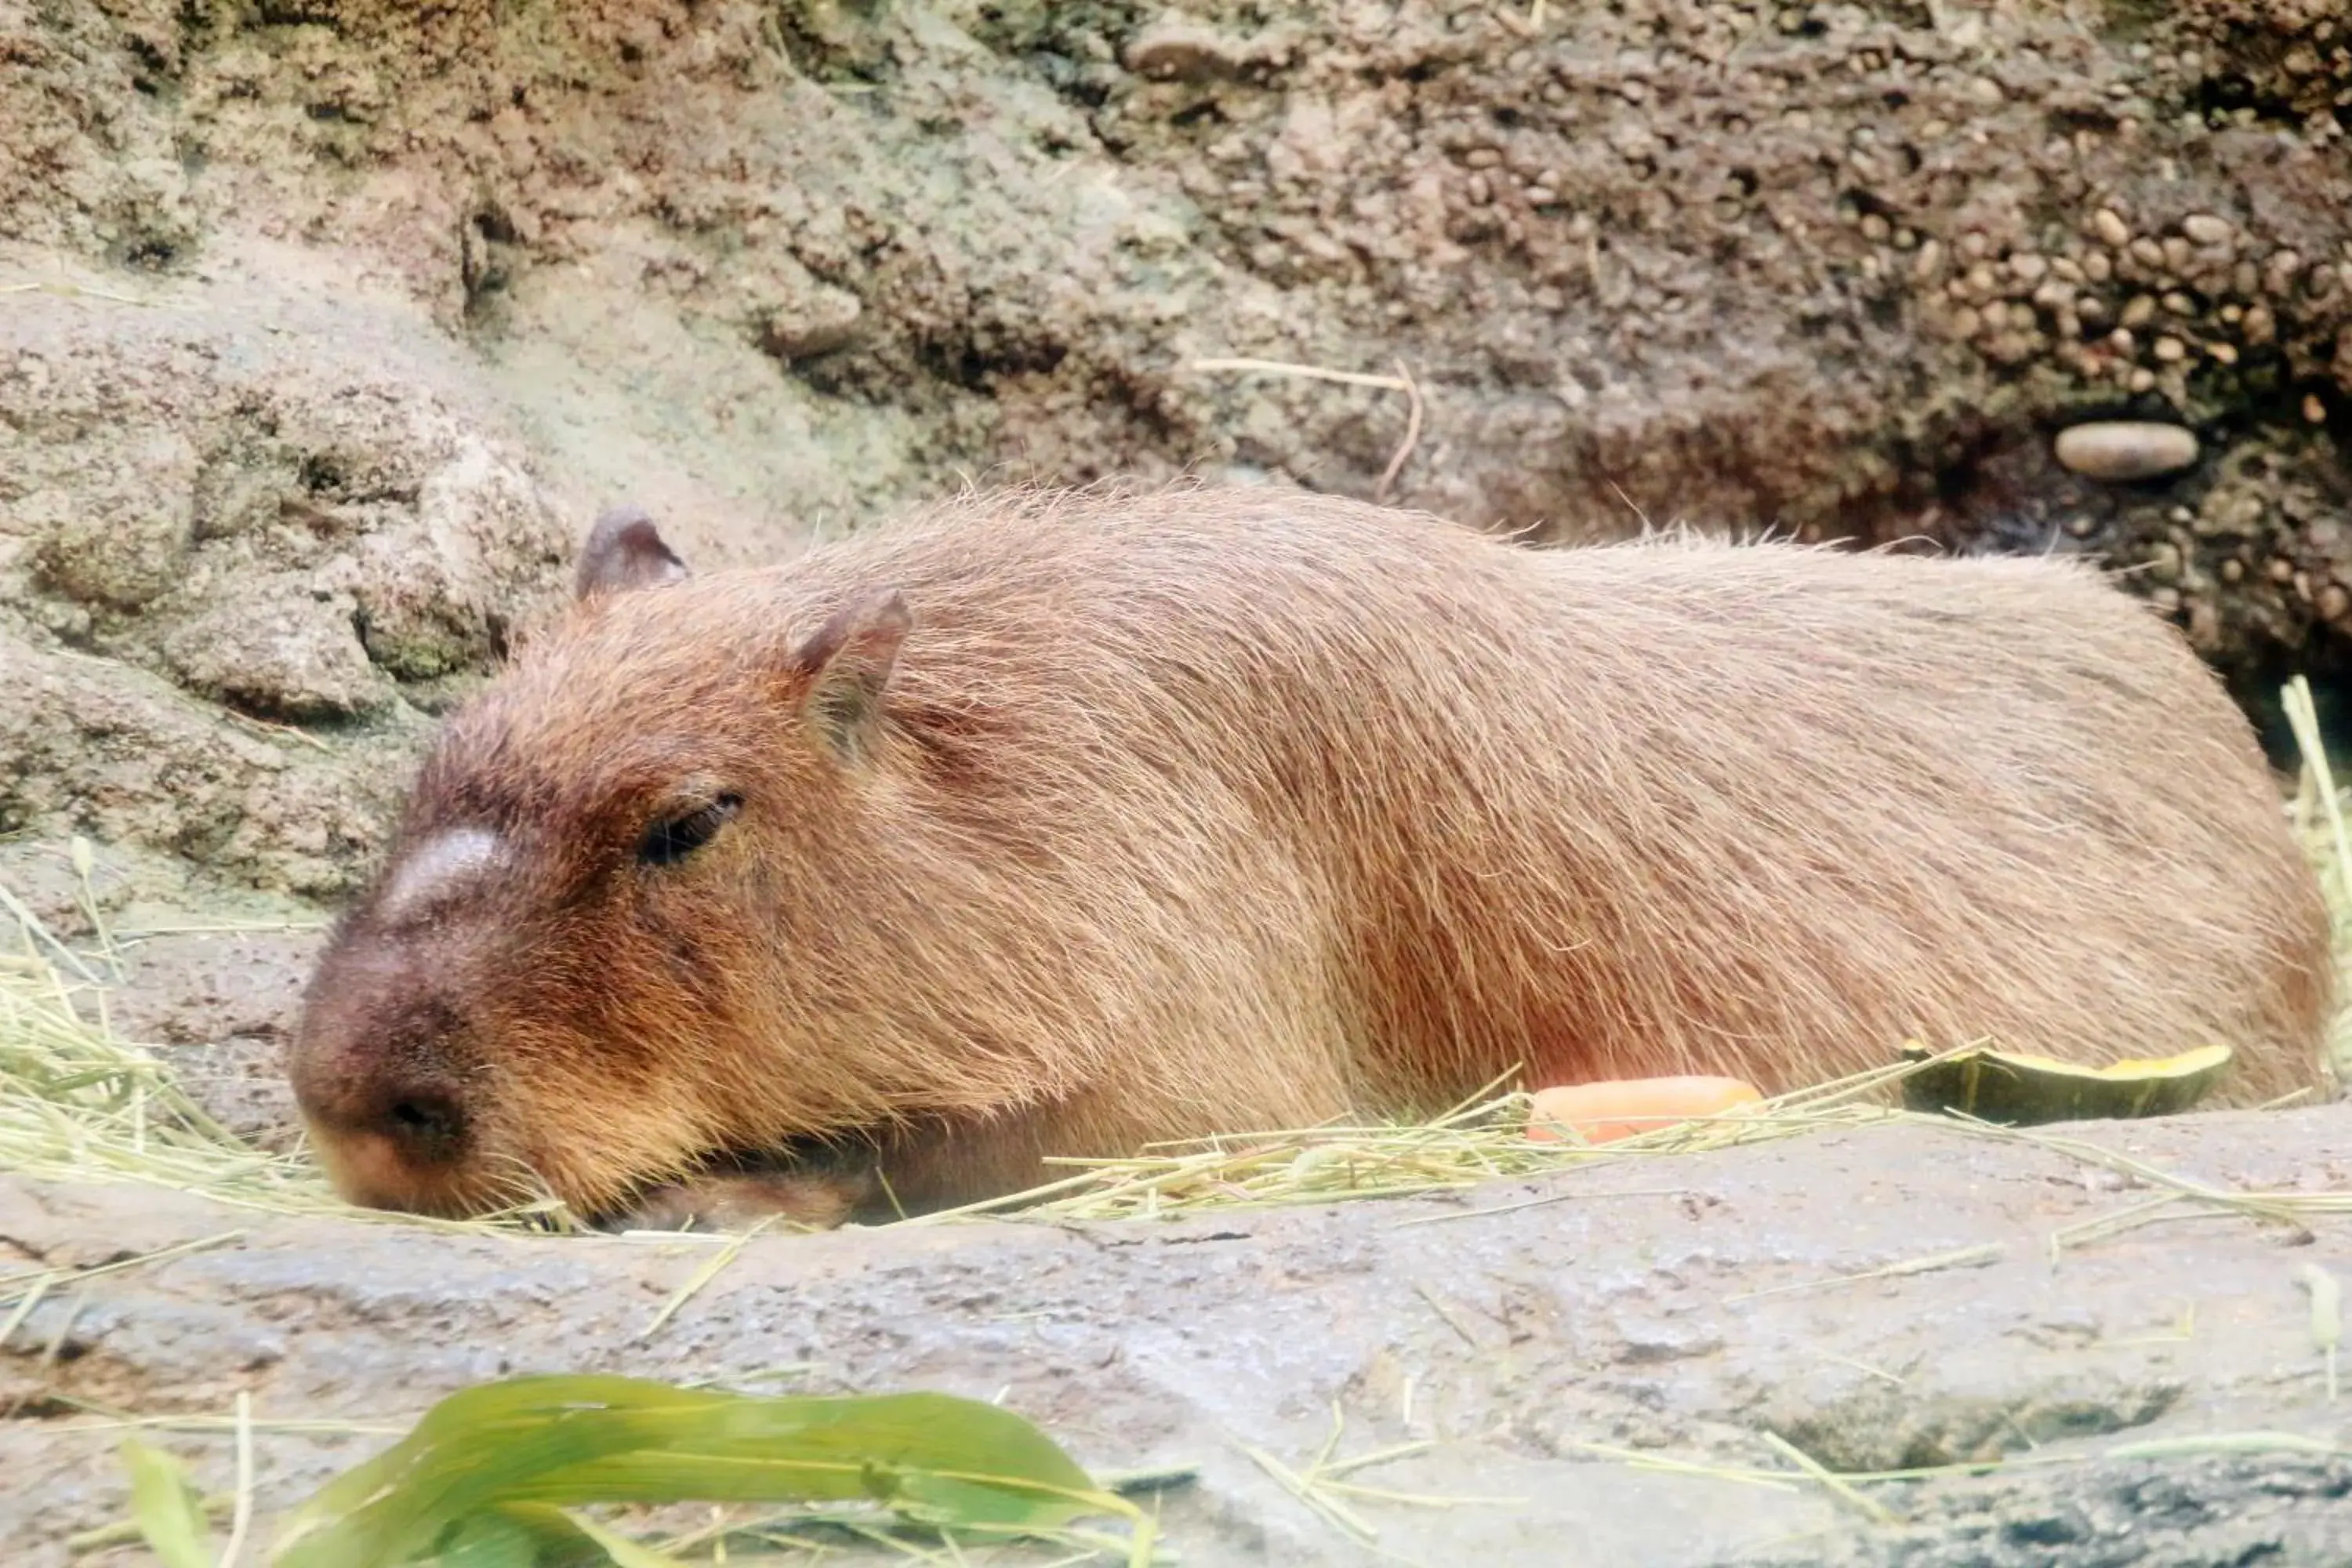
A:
[2182, 212, 2233, 246]
[2092, 208, 2132, 248]
[2053, 420, 2201, 481]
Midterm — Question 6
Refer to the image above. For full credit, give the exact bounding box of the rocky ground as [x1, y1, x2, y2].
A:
[7, 2, 2352, 1563]
[7, 1103, 2352, 1567]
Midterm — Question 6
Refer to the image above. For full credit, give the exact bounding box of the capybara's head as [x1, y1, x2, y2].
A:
[289, 504, 926, 1223]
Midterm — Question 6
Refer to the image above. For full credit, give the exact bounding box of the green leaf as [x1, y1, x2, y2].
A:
[496, 1505, 692, 1568]
[269, 1376, 1135, 1568]
[119, 1436, 217, 1568]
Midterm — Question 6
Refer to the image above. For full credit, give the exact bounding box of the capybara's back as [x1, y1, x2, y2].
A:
[290, 484, 2336, 1223]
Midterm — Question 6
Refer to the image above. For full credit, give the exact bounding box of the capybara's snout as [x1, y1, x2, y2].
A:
[291, 953, 492, 1216]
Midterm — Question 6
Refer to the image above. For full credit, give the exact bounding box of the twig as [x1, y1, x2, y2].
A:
[1726, 1243, 2005, 1304]
[1185, 355, 1428, 503]
[0, 1232, 246, 1309]
[1186, 357, 1411, 392]
[1374, 359, 1425, 504]
[1392, 1185, 1693, 1228]
[0, 278, 153, 307]
[1240, 1441, 1377, 1542]
[637, 1214, 783, 1341]
[220, 1390, 256, 1568]
[1761, 1432, 1897, 1524]
[2299, 1264, 2342, 1403]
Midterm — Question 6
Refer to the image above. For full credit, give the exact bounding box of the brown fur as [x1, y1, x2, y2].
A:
[289, 483, 2337, 1227]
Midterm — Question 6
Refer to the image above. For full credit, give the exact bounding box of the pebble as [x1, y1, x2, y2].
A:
[2154, 335, 2187, 361]
[2054, 420, 2201, 481]
[2309, 394, 2330, 424]
[2182, 213, 2233, 246]
[2092, 208, 2132, 248]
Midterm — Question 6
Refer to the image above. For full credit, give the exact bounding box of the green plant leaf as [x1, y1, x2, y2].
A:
[423, 1503, 685, 1568]
[268, 1376, 1133, 1568]
[500, 1505, 691, 1568]
[120, 1436, 218, 1568]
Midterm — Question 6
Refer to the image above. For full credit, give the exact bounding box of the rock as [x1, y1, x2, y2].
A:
[160, 577, 401, 722]
[757, 284, 866, 361]
[2181, 212, 2234, 247]
[2053, 421, 2201, 482]
[7, 1105, 2352, 1567]
[24, 431, 201, 611]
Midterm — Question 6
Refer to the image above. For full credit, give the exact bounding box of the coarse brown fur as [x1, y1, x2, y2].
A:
[289, 482, 2337, 1229]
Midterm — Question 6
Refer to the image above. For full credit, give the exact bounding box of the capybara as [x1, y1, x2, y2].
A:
[289, 483, 2336, 1228]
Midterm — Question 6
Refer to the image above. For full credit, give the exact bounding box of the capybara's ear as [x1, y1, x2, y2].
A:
[789, 589, 913, 764]
[573, 503, 691, 601]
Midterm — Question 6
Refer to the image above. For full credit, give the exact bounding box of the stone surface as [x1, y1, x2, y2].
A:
[6, 1106, 2352, 1566]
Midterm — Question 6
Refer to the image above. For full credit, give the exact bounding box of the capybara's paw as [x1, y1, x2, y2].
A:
[608, 1171, 872, 1233]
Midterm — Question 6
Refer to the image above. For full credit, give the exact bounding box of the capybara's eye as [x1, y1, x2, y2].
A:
[638, 794, 742, 866]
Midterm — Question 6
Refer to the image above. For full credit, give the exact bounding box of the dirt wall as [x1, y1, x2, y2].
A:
[5, 0, 2351, 902]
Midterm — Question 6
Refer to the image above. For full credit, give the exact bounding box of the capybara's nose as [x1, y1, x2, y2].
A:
[294, 1062, 470, 1166]
[295, 1069, 480, 1214]
[378, 1087, 468, 1163]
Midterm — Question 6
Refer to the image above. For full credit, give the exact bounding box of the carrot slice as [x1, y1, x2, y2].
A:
[1526, 1076, 1764, 1145]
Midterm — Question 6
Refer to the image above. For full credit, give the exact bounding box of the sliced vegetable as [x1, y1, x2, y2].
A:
[1526, 1076, 1764, 1145]
[1899, 1042, 2234, 1125]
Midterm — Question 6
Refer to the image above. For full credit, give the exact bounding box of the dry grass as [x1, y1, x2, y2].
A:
[3, 682, 2350, 1240]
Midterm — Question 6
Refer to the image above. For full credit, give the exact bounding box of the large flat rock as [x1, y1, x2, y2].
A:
[9, 1105, 2351, 1566]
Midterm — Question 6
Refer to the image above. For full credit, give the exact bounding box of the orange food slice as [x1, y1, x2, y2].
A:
[1526, 1075, 1765, 1145]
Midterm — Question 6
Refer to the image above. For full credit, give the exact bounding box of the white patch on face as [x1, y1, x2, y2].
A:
[379, 828, 509, 923]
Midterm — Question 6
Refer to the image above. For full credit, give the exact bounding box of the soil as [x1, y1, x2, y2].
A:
[7, 3, 2352, 1563]
[9, 0, 2352, 913]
